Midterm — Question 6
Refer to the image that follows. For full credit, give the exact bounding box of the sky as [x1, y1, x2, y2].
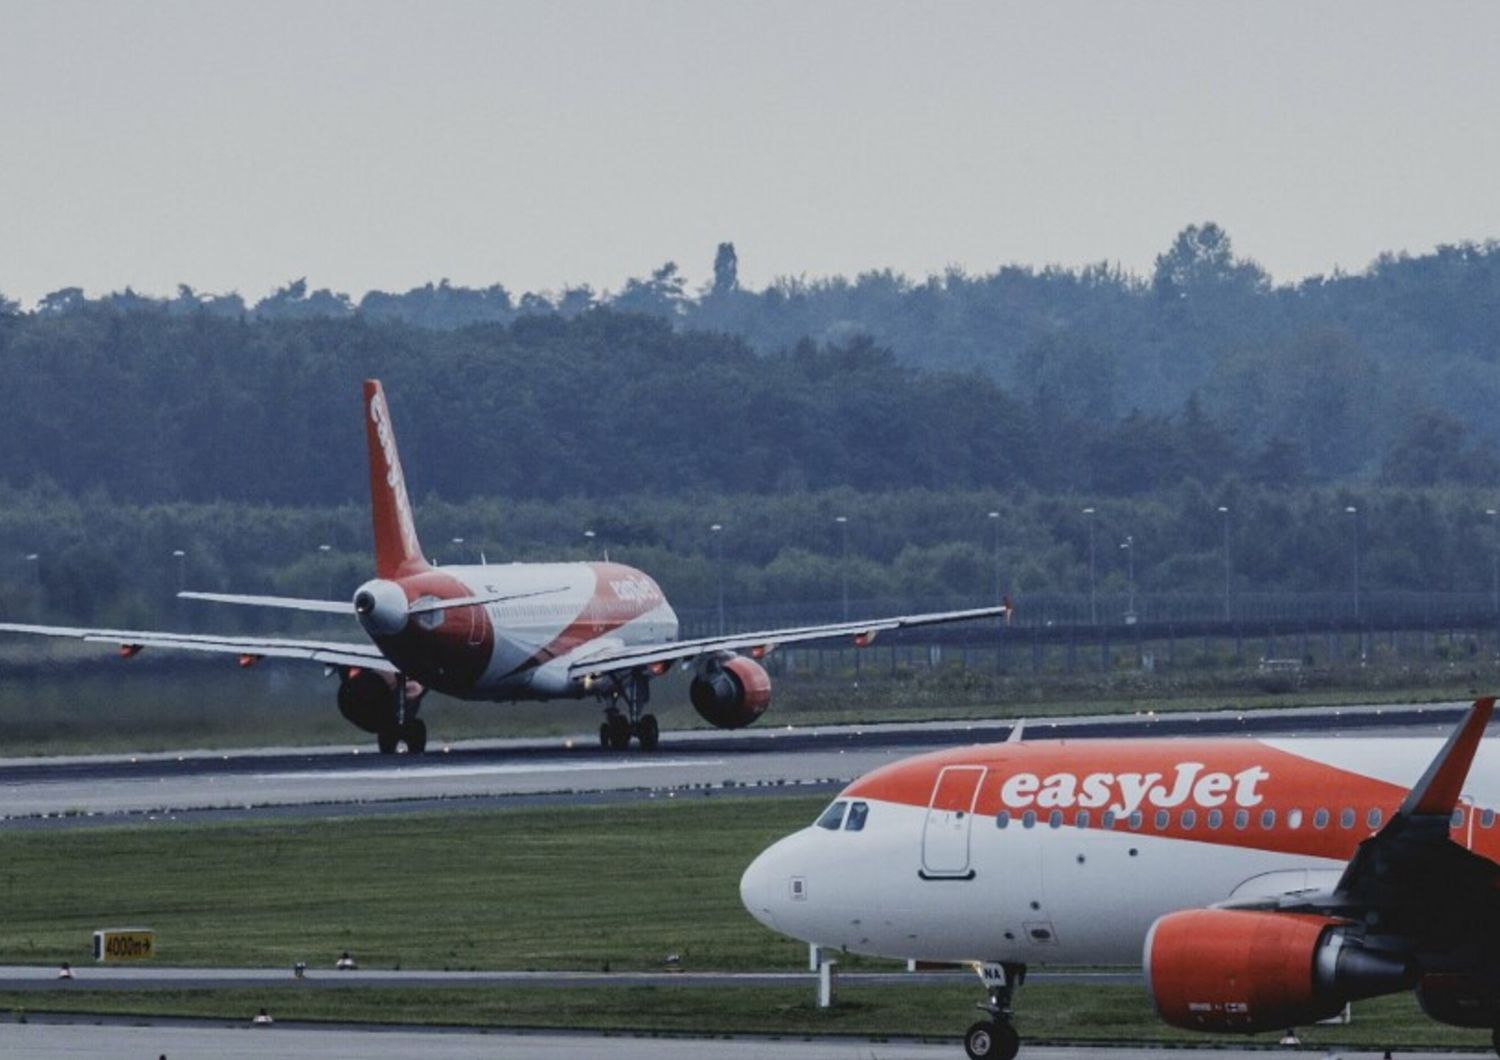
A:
[1, 0, 1497, 307]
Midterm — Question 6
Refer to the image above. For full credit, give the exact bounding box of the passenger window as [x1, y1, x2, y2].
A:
[1287, 809, 1303, 829]
[1206, 809, 1223, 829]
[1022, 810, 1037, 829]
[816, 801, 848, 831]
[1260, 809, 1276, 829]
[1180, 809, 1197, 829]
[1450, 808, 1465, 829]
[1483, 808, 1496, 829]
[1340, 808, 1356, 829]
[1128, 811, 1143, 831]
[1154, 810, 1169, 830]
[1367, 808, 1384, 829]
[845, 802, 869, 832]
[1233, 809, 1249, 830]
[1313, 808, 1330, 829]
[1048, 810, 1063, 829]
[996, 810, 1011, 829]
[1075, 810, 1091, 829]
[1101, 810, 1116, 829]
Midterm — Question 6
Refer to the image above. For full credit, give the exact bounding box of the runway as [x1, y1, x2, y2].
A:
[0, 701, 1470, 827]
[0, 964, 1133, 991]
[0, 1019, 1463, 1060]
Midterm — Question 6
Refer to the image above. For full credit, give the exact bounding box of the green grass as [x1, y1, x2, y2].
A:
[0, 984, 1491, 1050]
[0, 798, 822, 971]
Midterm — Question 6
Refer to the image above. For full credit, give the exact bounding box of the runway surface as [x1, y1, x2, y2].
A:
[0, 701, 1470, 827]
[0, 1019, 1465, 1060]
[0, 964, 1134, 991]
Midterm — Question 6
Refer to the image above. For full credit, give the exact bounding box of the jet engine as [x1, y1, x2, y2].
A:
[689, 652, 771, 729]
[1417, 974, 1500, 1028]
[1145, 909, 1414, 1034]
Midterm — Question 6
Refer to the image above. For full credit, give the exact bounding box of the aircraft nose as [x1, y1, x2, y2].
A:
[739, 841, 785, 933]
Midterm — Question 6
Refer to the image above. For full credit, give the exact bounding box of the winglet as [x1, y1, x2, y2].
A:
[1399, 697, 1495, 816]
[363, 380, 429, 579]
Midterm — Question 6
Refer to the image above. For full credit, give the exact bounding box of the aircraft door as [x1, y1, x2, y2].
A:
[921, 766, 986, 878]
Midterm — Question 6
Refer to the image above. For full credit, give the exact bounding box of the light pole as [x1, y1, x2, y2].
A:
[451, 536, 465, 564]
[1217, 505, 1230, 622]
[583, 529, 597, 559]
[1345, 506, 1360, 622]
[171, 549, 186, 592]
[25, 552, 39, 591]
[1082, 508, 1096, 625]
[318, 543, 333, 598]
[835, 516, 849, 621]
[987, 510, 1001, 604]
[1488, 510, 1498, 614]
[710, 523, 725, 635]
[1121, 535, 1135, 623]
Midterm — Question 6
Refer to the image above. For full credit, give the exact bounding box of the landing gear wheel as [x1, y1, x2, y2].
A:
[402, 718, 427, 754]
[964, 1020, 1018, 1060]
[634, 714, 660, 751]
[377, 729, 399, 755]
[605, 713, 632, 750]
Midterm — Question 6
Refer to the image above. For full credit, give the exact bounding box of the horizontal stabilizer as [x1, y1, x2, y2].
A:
[406, 586, 566, 616]
[179, 591, 353, 614]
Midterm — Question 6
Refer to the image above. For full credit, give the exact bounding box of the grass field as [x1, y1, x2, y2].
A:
[0, 797, 1494, 1048]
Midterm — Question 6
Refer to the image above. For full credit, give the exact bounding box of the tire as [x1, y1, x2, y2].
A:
[635, 714, 660, 751]
[402, 718, 428, 754]
[376, 729, 399, 755]
[964, 1020, 1019, 1060]
[606, 714, 632, 750]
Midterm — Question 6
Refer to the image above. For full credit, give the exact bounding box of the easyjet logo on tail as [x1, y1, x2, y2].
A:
[999, 762, 1270, 817]
[369, 392, 421, 560]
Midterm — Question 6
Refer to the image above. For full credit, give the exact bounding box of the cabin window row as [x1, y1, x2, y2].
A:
[994, 806, 1493, 832]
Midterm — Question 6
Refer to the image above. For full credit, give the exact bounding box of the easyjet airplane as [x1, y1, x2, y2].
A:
[741, 698, 1500, 1059]
[0, 380, 1002, 754]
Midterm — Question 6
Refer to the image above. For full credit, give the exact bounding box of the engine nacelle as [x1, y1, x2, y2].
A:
[689, 653, 772, 729]
[1145, 909, 1414, 1034]
[1417, 974, 1500, 1028]
[337, 669, 424, 733]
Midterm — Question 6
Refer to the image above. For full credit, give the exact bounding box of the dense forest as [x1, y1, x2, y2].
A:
[3, 224, 1500, 626]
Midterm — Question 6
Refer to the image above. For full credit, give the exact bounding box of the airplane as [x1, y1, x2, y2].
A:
[0, 380, 1005, 754]
[740, 698, 1500, 1059]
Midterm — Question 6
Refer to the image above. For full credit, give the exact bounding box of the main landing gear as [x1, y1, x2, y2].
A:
[377, 676, 427, 755]
[964, 961, 1024, 1060]
[598, 670, 659, 752]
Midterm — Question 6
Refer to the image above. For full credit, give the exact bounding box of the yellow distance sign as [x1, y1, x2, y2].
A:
[93, 928, 155, 962]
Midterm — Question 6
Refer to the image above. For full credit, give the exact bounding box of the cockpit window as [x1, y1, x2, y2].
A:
[845, 801, 869, 831]
[815, 800, 848, 831]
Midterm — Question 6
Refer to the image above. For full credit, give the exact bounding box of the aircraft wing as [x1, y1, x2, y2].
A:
[567, 605, 1008, 680]
[0, 622, 395, 673]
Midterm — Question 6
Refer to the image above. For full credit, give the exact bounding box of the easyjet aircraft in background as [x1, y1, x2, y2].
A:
[0, 380, 1003, 754]
[742, 698, 1500, 1060]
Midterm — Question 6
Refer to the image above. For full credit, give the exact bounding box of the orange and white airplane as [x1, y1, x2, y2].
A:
[741, 698, 1500, 1059]
[0, 380, 1003, 754]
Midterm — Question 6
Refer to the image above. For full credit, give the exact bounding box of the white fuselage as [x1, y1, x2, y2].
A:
[741, 737, 1500, 966]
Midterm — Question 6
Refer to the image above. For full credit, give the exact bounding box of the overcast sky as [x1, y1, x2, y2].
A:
[1, 1, 1497, 307]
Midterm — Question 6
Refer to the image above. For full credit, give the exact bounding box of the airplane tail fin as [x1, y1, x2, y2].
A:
[363, 379, 429, 579]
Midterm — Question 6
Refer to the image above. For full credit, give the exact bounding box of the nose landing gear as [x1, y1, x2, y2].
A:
[964, 961, 1024, 1060]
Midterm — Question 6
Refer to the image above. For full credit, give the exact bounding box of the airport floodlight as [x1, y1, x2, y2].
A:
[24, 553, 38, 561]
[318, 544, 332, 552]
